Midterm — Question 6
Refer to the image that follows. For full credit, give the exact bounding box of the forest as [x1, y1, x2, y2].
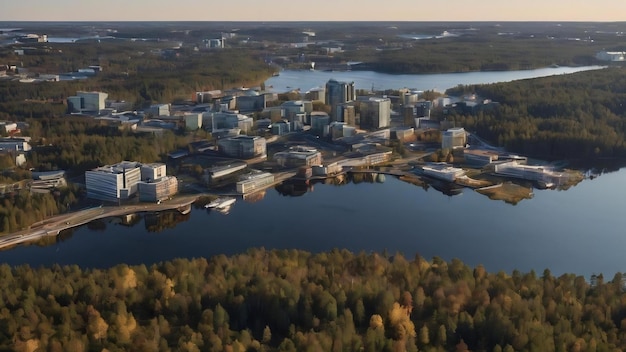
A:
[0, 249, 624, 352]
[445, 67, 626, 160]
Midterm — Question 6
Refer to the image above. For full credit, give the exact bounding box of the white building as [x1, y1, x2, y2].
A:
[236, 171, 275, 194]
[210, 111, 254, 133]
[140, 163, 167, 182]
[137, 176, 178, 203]
[67, 91, 108, 114]
[273, 146, 322, 168]
[442, 127, 467, 150]
[185, 113, 203, 130]
[85, 161, 141, 201]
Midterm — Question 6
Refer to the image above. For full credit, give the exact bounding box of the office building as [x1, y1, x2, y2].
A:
[85, 161, 141, 201]
[326, 79, 355, 115]
[442, 128, 467, 150]
[140, 163, 167, 182]
[185, 113, 203, 130]
[236, 171, 275, 194]
[137, 176, 178, 203]
[210, 111, 253, 133]
[217, 135, 267, 159]
[310, 112, 330, 135]
[273, 146, 322, 168]
[67, 91, 108, 114]
[335, 103, 356, 125]
[358, 97, 391, 129]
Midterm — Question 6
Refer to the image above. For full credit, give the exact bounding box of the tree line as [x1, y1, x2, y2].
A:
[445, 67, 626, 160]
[0, 249, 625, 351]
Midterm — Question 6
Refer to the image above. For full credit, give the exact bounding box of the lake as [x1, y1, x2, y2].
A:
[264, 66, 605, 93]
[1, 167, 625, 279]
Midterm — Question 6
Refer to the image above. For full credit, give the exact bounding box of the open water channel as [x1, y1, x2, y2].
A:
[0, 66, 622, 279]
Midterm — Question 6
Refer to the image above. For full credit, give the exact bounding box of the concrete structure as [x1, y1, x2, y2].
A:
[236, 171, 275, 194]
[210, 111, 253, 133]
[358, 97, 391, 129]
[185, 113, 203, 130]
[273, 146, 322, 168]
[421, 163, 466, 182]
[85, 161, 141, 201]
[282, 100, 312, 121]
[494, 160, 566, 186]
[67, 91, 108, 114]
[442, 127, 467, 150]
[140, 163, 167, 182]
[217, 135, 267, 159]
[203, 161, 247, 184]
[464, 149, 499, 167]
[310, 112, 331, 135]
[137, 176, 178, 203]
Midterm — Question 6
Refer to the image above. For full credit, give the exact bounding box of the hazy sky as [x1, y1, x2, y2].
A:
[2, 0, 626, 22]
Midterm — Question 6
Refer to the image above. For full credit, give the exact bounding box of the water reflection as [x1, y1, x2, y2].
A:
[144, 211, 191, 233]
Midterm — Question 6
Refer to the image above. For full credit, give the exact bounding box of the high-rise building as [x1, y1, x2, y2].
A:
[358, 97, 391, 129]
[325, 79, 355, 115]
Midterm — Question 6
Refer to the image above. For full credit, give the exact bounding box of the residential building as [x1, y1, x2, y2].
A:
[236, 170, 275, 194]
[217, 135, 267, 159]
[442, 127, 467, 150]
[358, 97, 391, 129]
[85, 161, 141, 201]
[67, 91, 108, 114]
[273, 146, 322, 168]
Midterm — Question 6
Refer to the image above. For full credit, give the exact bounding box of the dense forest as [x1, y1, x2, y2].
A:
[0, 42, 274, 119]
[0, 249, 624, 351]
[445, 67, 626, 160]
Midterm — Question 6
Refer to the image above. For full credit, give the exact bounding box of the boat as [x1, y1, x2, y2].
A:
[205, 197, 236, 209]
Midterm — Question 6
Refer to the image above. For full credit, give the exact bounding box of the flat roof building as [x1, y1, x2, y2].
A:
[358, 97, 391, 130]
[137, 176, 178, 203]
[274, 146, 322, 168]
[85, 161, 141, 201]
[217, 135, 267, 159]
[68, 91, 108, 114]
[236, 170, 275, 194]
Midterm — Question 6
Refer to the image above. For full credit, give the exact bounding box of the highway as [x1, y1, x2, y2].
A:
[0, 194, 199, 250]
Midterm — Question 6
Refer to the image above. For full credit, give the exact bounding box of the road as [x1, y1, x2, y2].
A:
[0, 194, 200, 250]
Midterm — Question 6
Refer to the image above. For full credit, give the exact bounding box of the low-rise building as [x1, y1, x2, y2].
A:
[442, 127, 467, 150]
[0, 138, 31, 152]
[203, 161, 248, 184]
[137, 176, 178, 203]
[217, 135, 267, 159]
[236, 170, 274, 194]
[274, 146, 322, 168]
[463, 149, 499, 167]
[185, 113, 203, 130]
[67, 91, 108, 114]
[140, 163, 167, 182]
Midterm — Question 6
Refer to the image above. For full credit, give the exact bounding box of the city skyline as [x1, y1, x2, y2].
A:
[2, 0, 626, 22]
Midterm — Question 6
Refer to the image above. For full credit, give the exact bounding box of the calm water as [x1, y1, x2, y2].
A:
[264, 66, 605, 93]
[1, 168, 626, 279]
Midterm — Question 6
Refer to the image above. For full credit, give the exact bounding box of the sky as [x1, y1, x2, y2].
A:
[2, 0, 626, 22]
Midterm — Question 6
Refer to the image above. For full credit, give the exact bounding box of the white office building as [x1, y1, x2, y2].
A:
[85, 161, 141, 201]
[67, 91, 108, 114]
[442, 128, 467, 150]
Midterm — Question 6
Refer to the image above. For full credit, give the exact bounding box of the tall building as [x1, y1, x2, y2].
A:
[85, 161, 141, 201]
[310, 112, 330, 136]
[325, 79, 355, 115]
[67, 91, 108, 114]
[336, 103, 356, 125]
[358, 97, 391, 129]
